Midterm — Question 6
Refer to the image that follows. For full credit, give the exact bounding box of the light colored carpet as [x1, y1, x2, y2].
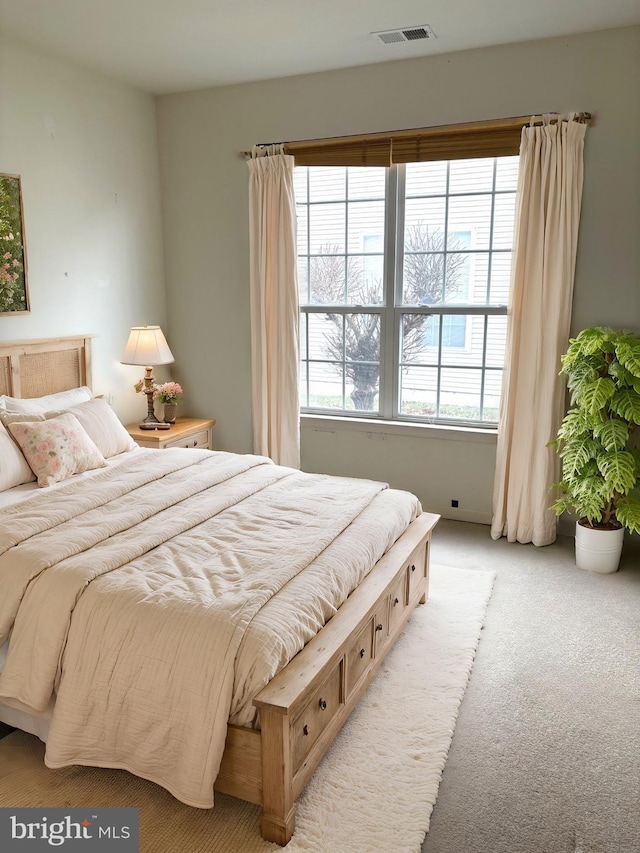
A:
[424, 520, 640, 853]
[0, 564, 494, 853]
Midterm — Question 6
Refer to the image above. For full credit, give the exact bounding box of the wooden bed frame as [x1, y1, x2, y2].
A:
[0, 335, 440, 846]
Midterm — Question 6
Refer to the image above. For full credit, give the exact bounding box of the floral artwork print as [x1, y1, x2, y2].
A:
[0, 174, 29, 314]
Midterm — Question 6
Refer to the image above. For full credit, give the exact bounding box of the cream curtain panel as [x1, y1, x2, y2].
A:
[247, 145, 300, 468]
[491, 114, 587, 546]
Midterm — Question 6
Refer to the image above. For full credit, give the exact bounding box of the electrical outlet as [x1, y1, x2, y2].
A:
[451, 499, 459, 508]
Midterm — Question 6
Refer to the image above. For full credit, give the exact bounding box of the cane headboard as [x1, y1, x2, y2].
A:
[0, 336, 93, 399]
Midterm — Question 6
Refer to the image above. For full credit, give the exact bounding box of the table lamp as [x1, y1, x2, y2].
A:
[121, 325, 174, 429]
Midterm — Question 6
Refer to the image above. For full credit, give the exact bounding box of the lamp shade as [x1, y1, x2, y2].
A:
[121, 326, 174, 366]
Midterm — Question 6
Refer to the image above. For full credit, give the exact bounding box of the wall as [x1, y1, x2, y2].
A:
[156, 26, 640, 523]
[0, 36, 168, 424]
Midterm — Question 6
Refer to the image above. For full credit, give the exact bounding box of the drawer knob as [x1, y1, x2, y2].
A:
[318, 698, 327, 711]
[359, 648, 366, 659]
[375, 623, 383, 632]
[303, 724, 310, 736]
[410, 564, 416, 572]
[393, 597, 400, 606]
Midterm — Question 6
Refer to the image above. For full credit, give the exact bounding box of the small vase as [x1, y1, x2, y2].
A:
[163, 403, 178, 424]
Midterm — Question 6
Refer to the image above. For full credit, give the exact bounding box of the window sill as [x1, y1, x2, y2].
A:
[300, 413, 498, 444]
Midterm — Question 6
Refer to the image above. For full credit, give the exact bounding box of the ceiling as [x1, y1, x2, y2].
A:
[1, 0, 639, 95]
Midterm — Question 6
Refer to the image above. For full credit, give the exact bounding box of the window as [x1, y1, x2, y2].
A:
[295, 154, 518, 426]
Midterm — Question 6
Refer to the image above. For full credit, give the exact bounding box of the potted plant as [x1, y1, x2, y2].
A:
[550, 326, 640, 573]
[153, 381, 183, 424]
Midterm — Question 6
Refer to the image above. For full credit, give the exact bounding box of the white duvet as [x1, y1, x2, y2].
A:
[0, 449, 420, 807]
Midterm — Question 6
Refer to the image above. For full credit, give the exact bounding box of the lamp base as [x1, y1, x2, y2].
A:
[138, 422, 171, 431]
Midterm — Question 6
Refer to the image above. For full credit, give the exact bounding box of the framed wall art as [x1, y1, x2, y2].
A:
[0, 173, 30, 315]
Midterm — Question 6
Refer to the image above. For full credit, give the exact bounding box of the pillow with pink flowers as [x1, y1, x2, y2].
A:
[8, 412, 107, 487]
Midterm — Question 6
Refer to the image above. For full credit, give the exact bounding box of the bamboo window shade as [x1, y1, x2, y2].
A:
[252, 114, 591, 167]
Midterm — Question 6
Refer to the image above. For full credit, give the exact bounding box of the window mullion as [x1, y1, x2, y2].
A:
[480, 314, 489, 420]
[342, 314, 347, 410]
[379, 165, 399, 419]
[343, 169, 349, 305]
[388, 164, 405, 419]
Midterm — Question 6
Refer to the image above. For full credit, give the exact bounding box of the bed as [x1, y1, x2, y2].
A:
[0, 335, 439, 845]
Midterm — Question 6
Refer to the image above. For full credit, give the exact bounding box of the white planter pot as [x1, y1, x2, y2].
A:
[574, 521, 624, 574]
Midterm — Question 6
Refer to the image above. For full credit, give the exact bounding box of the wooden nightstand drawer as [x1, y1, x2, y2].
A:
[126, 418, 215, 450]
[166, 428, 210, 449]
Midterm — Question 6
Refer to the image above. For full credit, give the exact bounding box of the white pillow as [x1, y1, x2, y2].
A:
[0, 411, 45, 427]
[46, 397, 136, 458]
[0, 420, 36, 490]
[0, 385, 93, 413]
[8, 413, 107, 487]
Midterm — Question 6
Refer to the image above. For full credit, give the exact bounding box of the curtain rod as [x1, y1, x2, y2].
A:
[240, 112, 592, 159]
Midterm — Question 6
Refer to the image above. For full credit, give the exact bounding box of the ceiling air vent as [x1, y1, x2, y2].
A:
[371, 25, 436, 45]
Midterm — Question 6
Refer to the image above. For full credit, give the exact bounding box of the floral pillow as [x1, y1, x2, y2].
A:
[8, 412, 108, 487]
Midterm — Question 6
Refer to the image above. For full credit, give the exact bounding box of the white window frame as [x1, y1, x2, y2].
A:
[298, 160, 512, 427]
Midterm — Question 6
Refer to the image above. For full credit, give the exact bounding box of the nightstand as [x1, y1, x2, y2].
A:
[126, 417, 215, 450]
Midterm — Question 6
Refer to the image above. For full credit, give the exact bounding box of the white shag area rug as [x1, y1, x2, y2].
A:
[287, 563, 495, 853]
[0, 564, 495, 853]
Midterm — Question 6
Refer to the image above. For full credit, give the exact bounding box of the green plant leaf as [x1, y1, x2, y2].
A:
[607, 360, 635, 387]
[629, 447, 640, 471]
[614, 495, 640, 535]
[549, 497, 571, 516]
[580, 458, 601, 478]
[563, 357, 599, 394]
[615, 339, 640, 377]
[556, 408, 590, 442]
[575, 478, 615, 516]
[593, 419, 629, 452]
[609, 388, 640, 424]
[551, 477, 606, 524]
[596, 450, 637, 494]
[561, 437, 598, 477]
[572, 327, 613, 356]
[577, 378, 616, 416]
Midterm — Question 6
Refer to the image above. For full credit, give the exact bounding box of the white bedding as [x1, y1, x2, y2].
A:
[0, 448, 421, 807]
[0, 446, 146, 704]
[0, 444, 146, 509]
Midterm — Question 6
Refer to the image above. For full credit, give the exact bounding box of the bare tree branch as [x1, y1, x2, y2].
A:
[307, 226, 468, 409]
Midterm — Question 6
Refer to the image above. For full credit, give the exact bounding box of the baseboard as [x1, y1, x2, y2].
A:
[437, 507, 492, 525]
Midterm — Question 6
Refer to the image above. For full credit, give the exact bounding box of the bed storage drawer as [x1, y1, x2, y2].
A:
[407, 543, 427, 603]
[291, 662, 343, 772]
[388, 570, 408, 635]
[345, 617, 374, 697]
